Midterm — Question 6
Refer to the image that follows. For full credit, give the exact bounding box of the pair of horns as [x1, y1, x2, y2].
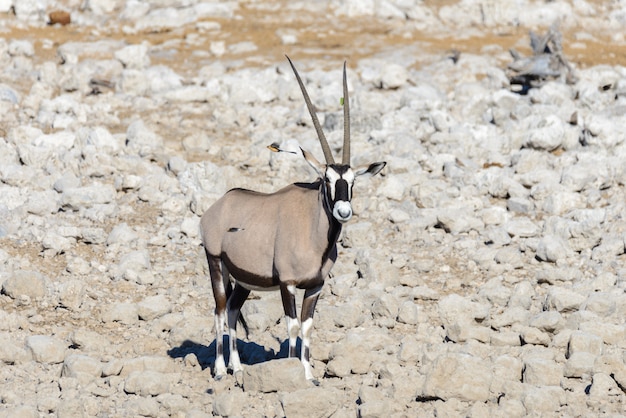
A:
[286, 56, 350, 166]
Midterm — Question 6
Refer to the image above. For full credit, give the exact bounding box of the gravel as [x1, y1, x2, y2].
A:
[0, 0, 625, 417]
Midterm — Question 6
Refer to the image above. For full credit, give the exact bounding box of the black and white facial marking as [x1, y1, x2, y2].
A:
[324, 165, 355, 223]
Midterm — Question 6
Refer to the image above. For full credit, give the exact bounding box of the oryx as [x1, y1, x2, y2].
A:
[200, 56, 386, 383]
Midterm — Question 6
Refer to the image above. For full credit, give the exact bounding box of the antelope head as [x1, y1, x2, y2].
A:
[285, 56, 386, 223]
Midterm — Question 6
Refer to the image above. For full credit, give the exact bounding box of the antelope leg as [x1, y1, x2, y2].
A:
[300, 285, 322, 383]
[280, 283, 299, 358]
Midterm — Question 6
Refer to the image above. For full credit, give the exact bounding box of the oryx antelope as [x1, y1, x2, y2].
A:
[200, 56, 386, 383]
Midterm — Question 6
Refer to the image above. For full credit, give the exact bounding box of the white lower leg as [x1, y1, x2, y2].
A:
[228, 326, 243, 373]
[300, 318, 314, 380]
[214, 312, 227, 377]
[286, 315, 300, 357]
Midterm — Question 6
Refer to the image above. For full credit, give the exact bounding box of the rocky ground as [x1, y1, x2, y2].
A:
[1, 0, 625, 417]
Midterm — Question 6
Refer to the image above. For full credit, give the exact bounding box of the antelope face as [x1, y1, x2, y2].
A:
[325, 165, 355, 223]
[287, 56, 387, 225]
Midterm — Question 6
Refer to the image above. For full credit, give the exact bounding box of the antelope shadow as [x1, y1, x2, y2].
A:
[167, 337, 301, 371]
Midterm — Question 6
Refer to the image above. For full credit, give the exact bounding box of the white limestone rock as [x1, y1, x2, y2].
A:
[26, 335, 66, 364]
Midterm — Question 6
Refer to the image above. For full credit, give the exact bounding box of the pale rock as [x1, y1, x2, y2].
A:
[522, 386, 565, 415]
[567, 331, 603, 357]
[507, 196, 534, 213]
[330, 301, 366, 329]
[591, 235, 625, 262]
[13, 1, 46, 22]
[242, 358, 309, 393]
[53, 172, 81, 192]
[438, 294, 489, 329]
[62, 354, 103, 384]
[280, 387, 342, 418]
[588, 372, 622, 399]
[388, 207, 410, 223]
[520, 326, 551, 346]
[358, 399, 391, 418]
[483, 226, 521, 247]
[398, 335, 422, 363]
[493, 355, 523, 382]
[529, 311, 564, 334]
[42, 231, 75, 255]
[341, 222, 376, 248]
[83, 0, 121, 14]
[378, 176, 405, 200]
[101, 302, 139, 324]
[578, 321, 626, 347]
[137, 294, 172, 321]
[478, 278, 512, 307]
[119, 356, 177, 377]
[182, 132, 212, 153]
[115, 249, 151, 280]
[114, 43, 150, 69]
[146, 65, 183, 93]
[380, 63, 408, 89]
[2, 270, 46, 300]
[524, 115, 566, 151]
[397, 301, 419, 325]
[544, 287, 586, 313]
[61, 184, 117, 210]
[84, 126, 121, 154]
[69, 329, 110, 352]
[241, 299, 284, 333]
[0, 0, 12, 14]
[180, 216, 200, 238]
[0, 333, 29, 365]
[536, 266, 582, 285]
[213, 390, 246, 417]
[325, 355, 353, 378]
[490, 330, 522, 347]
[107, 222, 138, 246]
[437, 209, 484, 234]
[371, 293, 399, 328]
[1, 405, 40, 418]
[121, 398, 159, 418]
[118, 69, 149, 95]
[81, 227, 107, 244]
[523, 357, 562, 386]
[26, 335, 66, 363]
[167, 155, 187, 175]
[564, 351, 596, 377]
[582, 292, 617, 317]
[542, 191, 585, 215]
[125, 119, 163, 157]
[504, 218, 540, 237]
[420, 353, 493, 402]
[124, 370, 178, 396]
[58, 279, 86, 311]
[23, 190, 59, 215]
[480, 206, 509, 225]
[329, 329, 394, 375]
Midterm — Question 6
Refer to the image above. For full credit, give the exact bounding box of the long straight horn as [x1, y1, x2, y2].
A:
[286, 55, 335, 164]
[342, 61, 350, 165]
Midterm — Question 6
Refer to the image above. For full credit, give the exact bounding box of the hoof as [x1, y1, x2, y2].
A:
[311, 379, 320, 386]
[214, 373, 225, 381]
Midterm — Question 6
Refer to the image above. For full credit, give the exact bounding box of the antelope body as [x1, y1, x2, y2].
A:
[200, 57, 385, 383]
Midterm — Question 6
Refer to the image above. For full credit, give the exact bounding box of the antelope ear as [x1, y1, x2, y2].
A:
[355, 161, 386, 177]
[301, 147, 325, 177]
